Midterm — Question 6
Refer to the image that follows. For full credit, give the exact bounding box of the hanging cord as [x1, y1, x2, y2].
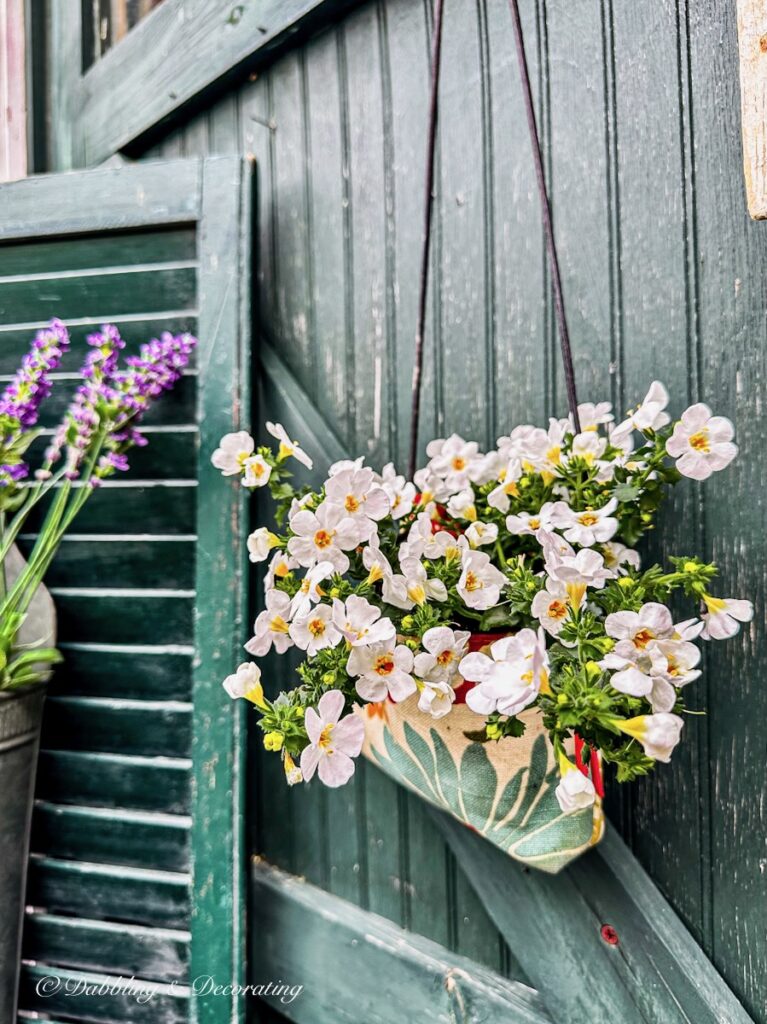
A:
[408, 0, 445, 482]
[407, 0, 581, 480]
[507, 0, 580, 432]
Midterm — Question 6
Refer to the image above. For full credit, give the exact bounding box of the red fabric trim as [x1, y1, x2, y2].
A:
[574, 732, 605, 798]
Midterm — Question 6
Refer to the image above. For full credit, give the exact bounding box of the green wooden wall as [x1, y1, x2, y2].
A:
[36, 0, 765, 1019]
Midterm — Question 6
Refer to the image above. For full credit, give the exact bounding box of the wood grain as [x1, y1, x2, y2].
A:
[737, 0, 767, 217]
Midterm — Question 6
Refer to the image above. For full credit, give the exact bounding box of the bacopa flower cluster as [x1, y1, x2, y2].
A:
[217, 384, 753, 807]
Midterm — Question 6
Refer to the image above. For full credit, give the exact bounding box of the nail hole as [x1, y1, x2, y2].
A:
[601, 924, 619, 945]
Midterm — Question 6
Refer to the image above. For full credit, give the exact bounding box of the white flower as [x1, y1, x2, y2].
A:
[381, 463, 417, 519]
[615, 713, 683, 763]
[425, 434, 482, 491]
[247, 527, 281, 563]
[288, 501, 363, 572]
[446, 488, 477, 522]
[290, 561, 335, 617]
[245, 590, 293, 656]
[241, 453, 272, 488]
[542, 540, 614, 606]
[665, 403, 737, 480]
[487, 458, 523, 512]
[612, 381, 670, 443]
[700, 595, 753, 640]
[332, 595, 395, 647]
[570, 431, 607, 464]
[604, 602, 674, 651]
[300, 690, 364, 787]
[465, 521, 498, 549]
[328, 456, 366, 476]
[555, 755, 596, 814]
[418, 680, 456, 718]
[211, 431, 255, 476]
[531, 579, 572, 637]
[362, 539, 395, 585]
[412, 467, 452, 503]
[550, 498, 619, 546]
[459, 629, 546, 717]
[223, 662, 265, 704]
[599, 652, 654, 699]
[403, 512, 465, 562]
[348, 641, 416, 702]
[649, 639, 702, 688]
[325, 467, 391, 533]
[289, 603, 342, 656]
[413, 627, 470, 682]
[601, 541, 640, 573]
[576, 401, 614, 430]
[505, 502, 556, 537]
[456, 549, 507, 610]
[266, 421, 313, 468]
[384, 556, 448, 610]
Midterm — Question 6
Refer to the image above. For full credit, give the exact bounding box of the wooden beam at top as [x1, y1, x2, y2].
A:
[78, 0, 357, 164]
[737, 0, 767, 218]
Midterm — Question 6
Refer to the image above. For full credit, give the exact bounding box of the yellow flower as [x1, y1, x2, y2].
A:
[264, 731, 284, 752]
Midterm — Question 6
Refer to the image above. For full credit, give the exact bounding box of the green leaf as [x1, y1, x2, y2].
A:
[613, 483, 640, 502]
[459, 743, 497, 831]
[492, 768, 525, 830]
[429, 730, 462, 817]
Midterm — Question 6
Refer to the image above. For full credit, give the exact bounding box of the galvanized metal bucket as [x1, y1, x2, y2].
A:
[0, 684, 46, 1021]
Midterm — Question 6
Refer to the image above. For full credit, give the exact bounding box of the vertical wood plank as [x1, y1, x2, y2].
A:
[45, 0, 82, 170]
[0, 0, 28, 181]
[192, 157, 251, 1024]
[736, 0, 767, 218]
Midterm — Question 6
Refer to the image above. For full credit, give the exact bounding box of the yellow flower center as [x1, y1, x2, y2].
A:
[504, 481, 519, 497]
[578, 512, 599, 527]
[252, 460, 266, 478]
[452, 456, 467, 471]
[548, 599, 568, 620]
[318, 724, 334, 750]
[521, 670, 534, 685]
[345, 494, 360, 513]
[308, 617, 326, 637]
[407, 583, 427, 606]
[269, 615, 290, 634]
[367, 564, 384, 584]
[375, 655, 395, 676]
[274, 560, 290, 578]
[689, 429, 710, 453]
[565, 582, 587, 610]
[704, 594, 727, 614]
[278, 441, 295, 459]
[237, 451, 251, 469]
[314, 529, 334, 549]
[546, 446, 561, 465]
[633, 628, 655, 649]
[528, 517, 541, 530]
[437, 650, 454, 666]
[464, 571, 483, 592]
[300, 579, 311, 593]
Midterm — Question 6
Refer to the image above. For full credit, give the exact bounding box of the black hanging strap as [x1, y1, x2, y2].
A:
[408, 0, 580, 481]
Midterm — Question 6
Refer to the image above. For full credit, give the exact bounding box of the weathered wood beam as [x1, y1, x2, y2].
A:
[737, 0, 767, 218]
[251, 858, 552, 1024]
[0, 0, 27, 181]
[78, 0, 358, 164]
[431, 808, 754, 1024]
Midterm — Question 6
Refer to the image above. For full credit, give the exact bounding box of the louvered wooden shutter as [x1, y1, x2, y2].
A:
[0, 157, 251, 1024]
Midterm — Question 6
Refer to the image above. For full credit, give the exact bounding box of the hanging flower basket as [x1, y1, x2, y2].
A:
[214, 382, 753, 874]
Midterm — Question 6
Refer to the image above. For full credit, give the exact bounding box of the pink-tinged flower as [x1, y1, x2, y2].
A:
[324, 467, 391, 535]
[531, 579, 572, 637]
[417, 680, 456, 718]
[425, 433, 482, 491]
[222, 662, 267, 706]
[611, 381, 670, 443]
[290, 561, 334, 618]
[506, 502, 557, 537]
[550, 498, 619, 546]
[212, 431, 255, 475]
[331, 595, 395, 647]
[289, 603, 342, 656]
[614, 713, 683, 763]
[413, 626, 470, 683]
[666, 403, 737, 480]
[245, 590, 293, 656]
[362, 539, 395, 585]
[459, 629, 546, 717]
[380, 463, 417, 519]
[555, 752, 596, 814]
[348, 641, 416, 702]
[300, 690, 364, 787]
[700, 595, 753, 640]
[456, 549, 507, 611]
[266, 421, 313, 468]
[288, 501, 364, 572]
[604, 603, 674, 651]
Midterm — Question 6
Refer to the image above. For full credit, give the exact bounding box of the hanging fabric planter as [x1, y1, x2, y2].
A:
[213, 0, 753, 873]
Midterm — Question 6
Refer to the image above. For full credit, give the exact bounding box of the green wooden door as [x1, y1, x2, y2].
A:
[0, 157, 251, 1024]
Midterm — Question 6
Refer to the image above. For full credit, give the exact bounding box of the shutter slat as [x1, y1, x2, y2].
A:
[25, 482, 197, 535]
[32, 802, 190, 871]
[0, 266, 197, 321]
[20, 538, 197, 591]
[42, 697, 192, 757]
[0, 226, 197, 275]
[24, 913, 189, 983]
[36, 751, 192, 814]
[53, 591, 194, 645]
[26, 428, 197, 479]
[19, 964, 189, 1023]
[27, 857, 190, 928]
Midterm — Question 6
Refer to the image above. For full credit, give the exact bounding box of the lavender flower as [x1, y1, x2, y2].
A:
[0, 318, 70, 429]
